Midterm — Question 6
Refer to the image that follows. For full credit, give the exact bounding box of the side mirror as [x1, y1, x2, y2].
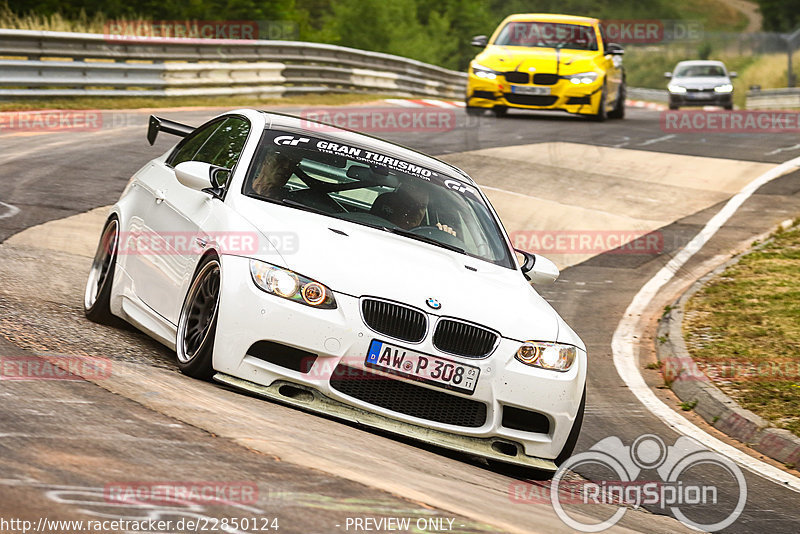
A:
[174, 161, 228, 196]
[664, 72, 673, 79]
[515, 249, 560, 285]
[471, 35, 488, 48]
[729, 71, 738, 78]
[606, 43, 624, 55]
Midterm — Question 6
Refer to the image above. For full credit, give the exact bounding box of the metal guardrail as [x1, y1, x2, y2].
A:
[626, 87, 668, 103]
[0, 29, 468, 98]
[746, 88, 800, 110]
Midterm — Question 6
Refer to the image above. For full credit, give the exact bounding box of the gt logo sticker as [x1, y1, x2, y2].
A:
[444, 179, 478, 197]
[274, 135, 310, 146]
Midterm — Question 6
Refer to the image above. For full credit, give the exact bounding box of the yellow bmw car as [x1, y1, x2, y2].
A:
[466, 14, 626, 120]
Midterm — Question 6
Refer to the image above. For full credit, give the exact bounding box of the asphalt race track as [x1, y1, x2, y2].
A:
[1, 104, 799, 533]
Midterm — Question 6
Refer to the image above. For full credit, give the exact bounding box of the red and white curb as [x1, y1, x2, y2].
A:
[627, 99, 667, 111]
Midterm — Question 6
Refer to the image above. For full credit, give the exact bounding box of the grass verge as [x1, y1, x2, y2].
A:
[684, 219, 800, 437]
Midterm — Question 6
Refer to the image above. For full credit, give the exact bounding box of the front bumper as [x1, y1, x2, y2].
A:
[466, 72, 602, 115]
[669, 92, 732, 107]
[212, 254, 585, 465]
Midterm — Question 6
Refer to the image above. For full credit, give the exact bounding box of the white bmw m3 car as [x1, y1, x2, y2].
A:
[84, 109, 586, 473]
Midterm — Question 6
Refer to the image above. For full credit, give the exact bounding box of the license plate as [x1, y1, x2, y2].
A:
[511, 85, 551, 95]
[365, 340, 480, 395]
[687, 92, 712, 99]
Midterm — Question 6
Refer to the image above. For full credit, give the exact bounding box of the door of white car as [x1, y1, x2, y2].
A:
[131, 116, 251, 324]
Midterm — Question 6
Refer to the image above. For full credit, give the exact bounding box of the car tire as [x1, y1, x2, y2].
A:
[608, 83, 626, 119]
[590, 86, 607, 122]
[492, 106, 508, 118]
[466, 106, 484, 116]
[176, 255, 221, 380]
[724, 104, 733, 110]
[84, 217, 120, 325]
[669, 103, 679, 110]
[555, 385, 586, 466]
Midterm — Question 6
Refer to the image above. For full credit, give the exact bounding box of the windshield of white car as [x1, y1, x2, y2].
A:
[674, 65, 726, 77]
[494, 22, 598, 51]
[243, 130, 514, 268]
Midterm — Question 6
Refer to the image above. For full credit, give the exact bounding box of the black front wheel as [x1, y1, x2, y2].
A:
[608, 84, 626, 119]
[176, 256, 221, 379]
[84, 217, 119, 324]
[590, 87, 607, 122]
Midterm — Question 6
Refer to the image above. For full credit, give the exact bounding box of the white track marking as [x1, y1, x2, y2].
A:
[612, 155, 800, 491]
[766, 143, 800, 156]
[637, 134, 676, 146]
[0, 201, 20, 219]
[611, 136, 631, 148]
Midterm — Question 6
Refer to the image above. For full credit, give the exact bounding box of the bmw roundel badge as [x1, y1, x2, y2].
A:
[426, 297, 441, 310]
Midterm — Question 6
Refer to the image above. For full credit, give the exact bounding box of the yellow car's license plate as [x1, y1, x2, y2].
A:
[511, 85, 551, 95]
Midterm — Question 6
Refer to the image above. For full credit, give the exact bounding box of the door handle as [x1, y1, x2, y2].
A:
[154, 189, 166, 204]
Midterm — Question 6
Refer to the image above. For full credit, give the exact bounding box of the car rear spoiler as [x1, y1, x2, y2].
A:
[147, 115, 194, 146]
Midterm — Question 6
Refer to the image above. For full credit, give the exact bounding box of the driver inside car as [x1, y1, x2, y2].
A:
[250, 150, 300, 199]
[373, 185, 457, 237]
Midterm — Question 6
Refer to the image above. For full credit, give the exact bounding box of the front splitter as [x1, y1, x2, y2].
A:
[213, 373, 557, 472]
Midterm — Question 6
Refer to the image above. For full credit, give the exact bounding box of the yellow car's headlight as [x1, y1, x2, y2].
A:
[568, 72, 599, 85]
[515, 341, 579, 371]
[472, 62, 499, 80]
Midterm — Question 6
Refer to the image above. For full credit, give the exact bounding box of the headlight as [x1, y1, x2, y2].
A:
[515, 341, 578, 372]
[568, 72, 599, 84]
[249, 260, 336, 309]
[472, 62, 498, 80]
[668, 84, 687, 94]
[714, 83, 733, 93]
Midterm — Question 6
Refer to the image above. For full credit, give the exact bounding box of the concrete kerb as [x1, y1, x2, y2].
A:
[656, 219, 800, 467]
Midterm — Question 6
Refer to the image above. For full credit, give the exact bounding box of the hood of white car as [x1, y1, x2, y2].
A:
[235, 198, 561, 342]
[670, 76, 730, 90]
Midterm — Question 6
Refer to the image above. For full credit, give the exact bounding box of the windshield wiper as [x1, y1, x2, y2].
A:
[381, 226, 466, 255]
